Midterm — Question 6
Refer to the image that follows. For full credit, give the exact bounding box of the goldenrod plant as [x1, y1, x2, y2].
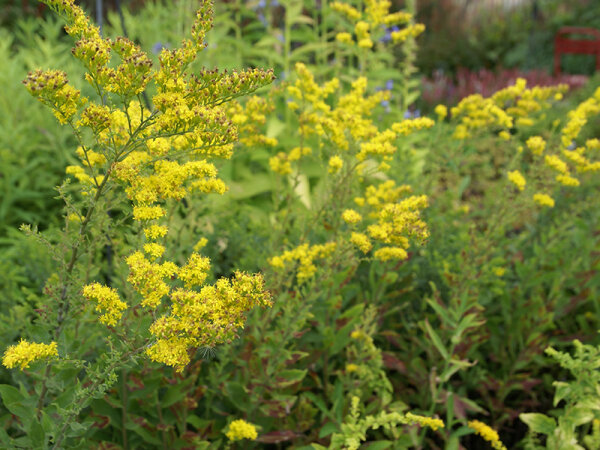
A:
[1, 0, 600, 448]
[0, 0, 273, 447]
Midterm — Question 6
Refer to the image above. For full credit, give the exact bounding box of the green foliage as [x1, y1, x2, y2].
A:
[521, 340, 600, 449]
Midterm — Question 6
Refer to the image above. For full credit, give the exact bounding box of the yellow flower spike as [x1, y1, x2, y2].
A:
[507, 170, 526, 191]
[82, 283, 128, 326]
[468, 420, 507, 450]
[533, 193, 555, 208]
[225, 419, 258, 441]
[556, 174, 580, 187]
[2, 340, 58, 370]
[404, 413, 444, 431]
[544, 155, 569, 174]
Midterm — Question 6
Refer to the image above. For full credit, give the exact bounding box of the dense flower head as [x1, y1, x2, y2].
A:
[468, 420, 507, 450]
[126, 251, 178, 308]
[2, 340, 58, 370]
[270, 242, 337, 283]
[533, 193, 555, 208]
[507, 170, 526, 191]
[342, 209, 363, 224]
[434, 104, 448, 120]
[82, 283, 128, 326]
[526, 136, 546, 155]
[147, 272, 272, 371]
[225, 419, 258, 441]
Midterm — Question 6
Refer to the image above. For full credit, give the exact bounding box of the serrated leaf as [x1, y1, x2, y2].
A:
[520, 413, 556, 435]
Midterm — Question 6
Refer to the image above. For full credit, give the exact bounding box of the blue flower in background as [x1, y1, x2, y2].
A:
[385, 79, 394, 91]
[258, 0, 266, 8]
[152, 41, 170, 54]
[380, 25, 399, 43]
[403, 109, 421, 119]
[258, 12, 267, 25]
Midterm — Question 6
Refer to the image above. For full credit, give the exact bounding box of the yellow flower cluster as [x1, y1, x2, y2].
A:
[533, 193, 555, 208]
[147, 272, 271, 371]
[283, 63, 433, 176]
[342, 209, 363, 224]
[526, 136, 546, 155]
[331, 0, 422, 47]
[328, 155, 344, 174]
[505, 88, 600, 209]
[19, 0, 276, 376]
[269, 242, 337, 283]
[391, 24, 426, 43]
[23, 69, 86, 124]
[347, 180, 428, 261]
[225, 419, 258, 441]
[450, 78, 567, 139]
[404, 412, 445, 431]
[434, 104, 448, 120]
[467, 420, 507, 450]
[350, 232, 372, 253]
[82, 283, 128, 326]
[2, 340, 58, 370]
[228, 96, 278, 148]
[561, 87, 600, 148]
[507, 170, 526, 191]
[269, 147, 312, 175]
